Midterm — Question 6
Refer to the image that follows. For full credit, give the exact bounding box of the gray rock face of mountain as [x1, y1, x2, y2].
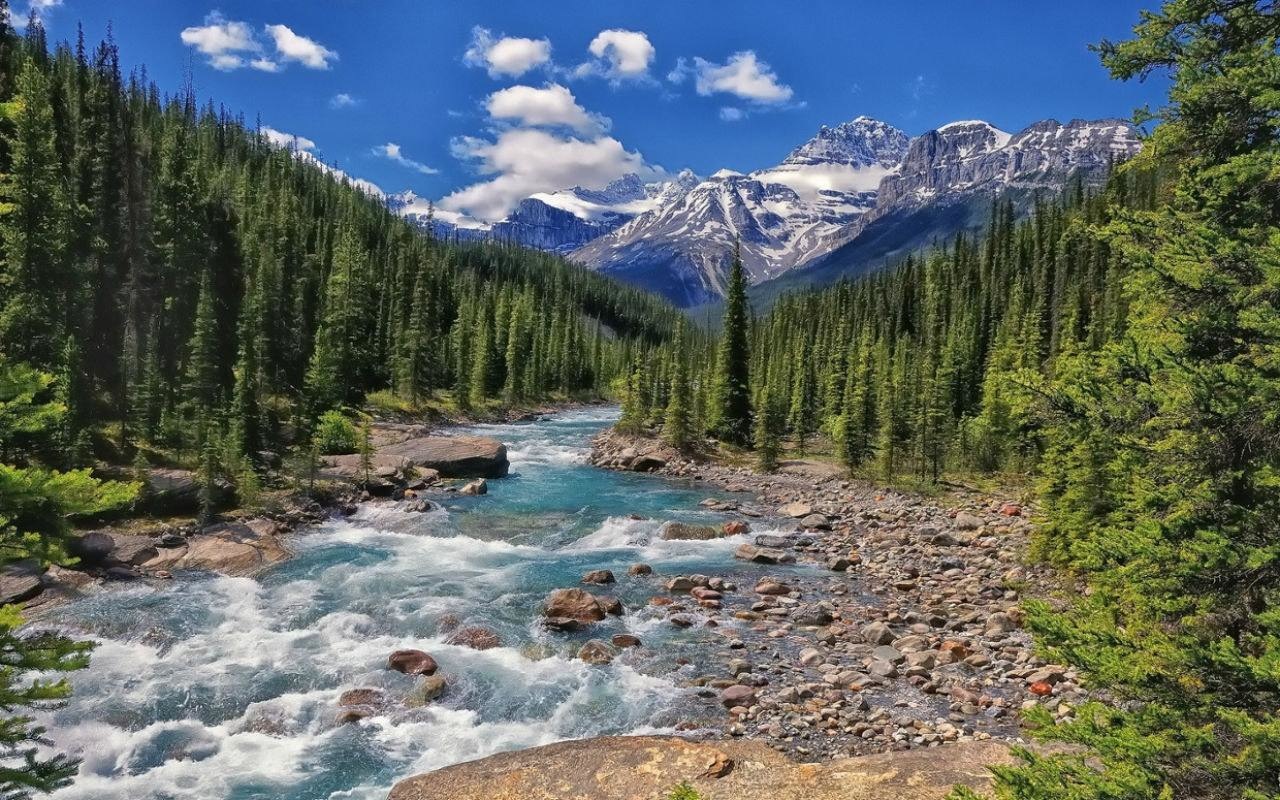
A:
[571, 118, 911, 306]
[575, 117, 1141, 306]
[488, 199, 624, 253]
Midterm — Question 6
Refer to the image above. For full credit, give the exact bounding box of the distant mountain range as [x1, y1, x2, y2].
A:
[390, 115, 1141, 307]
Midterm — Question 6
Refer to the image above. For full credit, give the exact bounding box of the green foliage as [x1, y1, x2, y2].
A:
[663, 783, 704, 800]
[711, 241, 753, 445]
[314, 410, 358, 456]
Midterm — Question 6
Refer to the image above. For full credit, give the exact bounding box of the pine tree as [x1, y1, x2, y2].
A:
[753, 386, 782, 473]
[711, 242, 752, 445]
[663, 319, 693, 451]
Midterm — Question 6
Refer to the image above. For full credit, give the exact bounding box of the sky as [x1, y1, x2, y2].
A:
[16, 1, 1169, 226]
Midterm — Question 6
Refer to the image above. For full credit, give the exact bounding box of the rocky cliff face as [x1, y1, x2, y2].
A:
[570, 117, 910, 305]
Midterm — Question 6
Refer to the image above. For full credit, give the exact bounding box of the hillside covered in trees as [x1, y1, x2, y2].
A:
[620, 2, 1280, 798]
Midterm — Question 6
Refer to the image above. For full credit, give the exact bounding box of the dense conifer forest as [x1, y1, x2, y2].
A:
[621, 2, 1280, 798]
[0, 7, 680, 794]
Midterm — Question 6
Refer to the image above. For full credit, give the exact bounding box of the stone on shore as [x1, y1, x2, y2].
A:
[777, 501, 812, 518]
[0, 560, 44, 605]
[377, 433, 509, 478]
[386, 735, 1017, 800]
[143, 520, 289, 576]
[459, 479, 488, 496]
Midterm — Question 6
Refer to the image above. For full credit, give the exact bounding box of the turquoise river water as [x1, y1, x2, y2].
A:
[33, 408, 796, 800]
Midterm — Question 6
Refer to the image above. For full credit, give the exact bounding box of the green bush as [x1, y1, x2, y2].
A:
[314, 410, 358, 455]
[664, 783, 703, 800]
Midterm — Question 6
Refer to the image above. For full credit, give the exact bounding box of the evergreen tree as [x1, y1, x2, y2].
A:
[711, 242, 752, 445]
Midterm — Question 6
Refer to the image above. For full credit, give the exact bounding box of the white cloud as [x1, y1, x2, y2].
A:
[180, 15, 335, 72]
[441, 128, 651, 222]
[374, 143, 439, 175]
[576, 29, 655, 81]
[719, 107, 745, 122]
[693, 51, 793, 104]
[261, 127, 385, 198]
[486, 84, 603, 134]
[330, 93, 360, 110]
[180, 12, 261, 71]
[265, 24, 337, 69]
[9, 0, 62, 29]
[463, 26, 551, 78]
[666, 57, 692, 84]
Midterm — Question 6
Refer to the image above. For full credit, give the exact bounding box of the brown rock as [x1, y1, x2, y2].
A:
[659, 522, 723, 541]
[406, 674, 447, 706]
[581, 569, 616, 585]
[387, 735, 1017, 800]
[577, 639, 619, 665]
[446, 626, 502, 650]
[378, 434, 509, 478]
[611, 634, 641, 648]
[543, 588, 606, 623]
[722, 520, 750, 536]
[387, 649, 438, 676]
[627, 563, 652, 576]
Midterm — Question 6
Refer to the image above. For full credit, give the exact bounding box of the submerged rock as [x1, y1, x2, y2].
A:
[577, 639, 619, 665]
[659, 522, 722, 541]
[446, 626, 502, 650]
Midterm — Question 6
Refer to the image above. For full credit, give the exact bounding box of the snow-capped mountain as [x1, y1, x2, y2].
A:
[569, 117, 910, 305]
[392, 171, 701, 254]
[571, 116, 1141, 306]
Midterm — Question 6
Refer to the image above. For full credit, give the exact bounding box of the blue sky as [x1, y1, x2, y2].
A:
[21, 1, 1168, 224]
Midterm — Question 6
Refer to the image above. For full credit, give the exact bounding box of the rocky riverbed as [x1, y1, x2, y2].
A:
[586, 429, 1084, 761]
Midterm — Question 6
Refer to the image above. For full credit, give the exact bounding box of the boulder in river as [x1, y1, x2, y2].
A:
[722, 520, 750, 536]
[627, 563, 652, 576]
[459, 479, 488, 496]
[446, 626, 502, 650]
[387, 649, 438, 676]
[406, 675, 447, 706]
[581, 569, 616, 585]
[543, 588, 607, 624]
[659, 522, 722, 541]
[378, 434, 509, 478]
[734, 543, 791, 564]
[611, 634, 641, 649]
[577, 639, 619, 665]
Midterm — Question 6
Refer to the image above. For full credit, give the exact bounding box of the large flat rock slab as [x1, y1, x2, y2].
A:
[144, 520, 289, 576]
[387, 735, 1015, 800]
[377, 434, 509, 478]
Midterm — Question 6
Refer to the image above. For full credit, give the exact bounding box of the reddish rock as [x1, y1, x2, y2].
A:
[387, 649, 438, 676]
[627, 563, 653, 576]
[599, 595, 625, 616]
[720, 685, 757, 708]
[754, 578, 791, 596]
[999, 503, 1022, 517]
[611, 634, 642, 648]
[1029, 681, 1053, 697]
[690, 586, 722, 601]
[650, 596, 674, 606]
[722, 520, 750, 536]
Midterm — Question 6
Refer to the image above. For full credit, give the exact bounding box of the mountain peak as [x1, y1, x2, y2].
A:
[781, 117, 909, 169]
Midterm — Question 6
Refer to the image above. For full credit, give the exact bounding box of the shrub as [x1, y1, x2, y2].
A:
[314, 410, 358, 455]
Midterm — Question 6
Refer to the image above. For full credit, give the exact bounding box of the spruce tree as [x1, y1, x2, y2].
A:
[711, 242, 752, 445]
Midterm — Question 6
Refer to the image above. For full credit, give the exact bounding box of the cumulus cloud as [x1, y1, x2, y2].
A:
[486, 84, 604, 134]
[179, 14, 336, 72]
[180, 12, 261, 71]
[330, 93, 360, 109]
[463, 26, 551, 78]
[693, 51, 793, 104]
[266, 23, 337, 69]
[719, 107, 745, 122]
[441, 128, 651, 222]
[374, 143, 439, 175]
[575, 29, 655, 81]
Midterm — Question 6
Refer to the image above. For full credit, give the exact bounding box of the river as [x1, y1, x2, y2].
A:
[34, 408, 794, 800]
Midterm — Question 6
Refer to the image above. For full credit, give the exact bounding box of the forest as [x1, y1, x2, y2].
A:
[0, 1, 1275, 799]
[0, 5, 682, 794]
[619, 2, 1279, 798]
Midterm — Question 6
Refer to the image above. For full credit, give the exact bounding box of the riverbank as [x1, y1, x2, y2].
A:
[586, 429, 1083, 761]
[7, 400, 605, 615]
